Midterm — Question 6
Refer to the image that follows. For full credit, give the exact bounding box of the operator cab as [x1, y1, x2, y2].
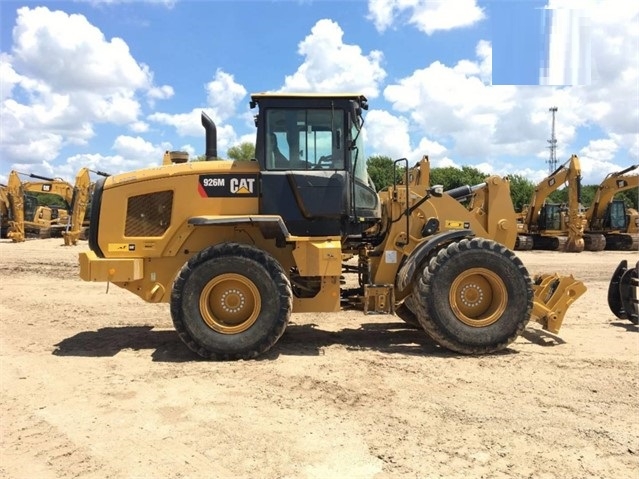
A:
[250, 93, 380, 237]
[603, 200, 628, 230]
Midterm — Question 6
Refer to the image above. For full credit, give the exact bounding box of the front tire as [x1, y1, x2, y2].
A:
[395, 295, 421, 328]
[170, 243, 292, 360]
[414, 238, 533, 354]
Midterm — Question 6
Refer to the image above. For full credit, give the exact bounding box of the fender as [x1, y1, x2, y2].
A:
[396, 229, 474, 292]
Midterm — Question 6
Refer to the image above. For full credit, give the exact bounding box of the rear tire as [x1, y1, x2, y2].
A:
[414, 238, 533, 354]
[170, 243, 292, 360]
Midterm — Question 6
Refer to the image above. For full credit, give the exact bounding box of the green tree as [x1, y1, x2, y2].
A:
[430, 165, 488, 191]
[367, 155, 405, 191]
[580, 184, 598, 208]
[507, 174, 536, 212]
[30, 192, 68, 208]
[227, 142, 255, 161]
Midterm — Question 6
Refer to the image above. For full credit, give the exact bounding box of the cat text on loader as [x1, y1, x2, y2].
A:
[79, 93, 586, 360]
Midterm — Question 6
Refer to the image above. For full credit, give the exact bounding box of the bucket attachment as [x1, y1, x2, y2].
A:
[607, 260, 639, 324]
[531, 274, 588, 333]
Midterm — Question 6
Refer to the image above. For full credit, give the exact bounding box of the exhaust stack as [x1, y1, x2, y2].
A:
[201, 112, 218, 160]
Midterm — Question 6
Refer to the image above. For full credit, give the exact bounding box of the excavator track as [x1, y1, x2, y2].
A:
[604, 233, 639, 251]
[584, 233, 607, 251]
[532, 234, 568, 252]
[515, 234, 534, 251]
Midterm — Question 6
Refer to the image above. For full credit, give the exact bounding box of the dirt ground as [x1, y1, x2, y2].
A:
[0, 238, 637, 479]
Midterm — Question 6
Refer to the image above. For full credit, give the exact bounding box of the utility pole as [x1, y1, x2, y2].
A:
[547, 106, 558, 173]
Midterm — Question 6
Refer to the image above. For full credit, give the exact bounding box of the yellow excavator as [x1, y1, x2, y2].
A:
[78, 93, 586, 360]
[0, 184, 10, 238]
[584, 164, 639, 251]
[515, 155, 594, 252]
[6, 171, 74, 242]
[62, 168, 110, 246]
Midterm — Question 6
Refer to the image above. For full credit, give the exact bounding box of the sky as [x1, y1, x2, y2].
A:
[0, 0, 637, 187]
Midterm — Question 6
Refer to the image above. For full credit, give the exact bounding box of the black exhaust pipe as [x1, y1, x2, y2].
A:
[201, 112, 217, 160]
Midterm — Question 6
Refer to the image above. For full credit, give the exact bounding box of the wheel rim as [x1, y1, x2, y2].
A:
[199, 273, 261, 334]
[449, 267, 508, 327]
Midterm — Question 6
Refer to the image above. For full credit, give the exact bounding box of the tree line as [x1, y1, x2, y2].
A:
[194, 143, 639, 212]
[366, 155, 638, 212]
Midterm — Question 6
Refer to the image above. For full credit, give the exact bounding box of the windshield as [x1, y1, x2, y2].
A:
[265, 108, 344, 170]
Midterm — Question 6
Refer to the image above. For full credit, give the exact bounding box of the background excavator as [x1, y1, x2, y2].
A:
[78, 93, 585, 361]
[5, 169, 108, 243]
[584, 164, 639, 251]
[0, 184, 10, 238]
[515, 155, 595, 252]
[62, 168, 110, 246]
[6, 171, 73, 242]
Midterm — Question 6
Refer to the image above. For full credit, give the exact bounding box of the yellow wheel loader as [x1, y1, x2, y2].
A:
[79, 93, 585, 360]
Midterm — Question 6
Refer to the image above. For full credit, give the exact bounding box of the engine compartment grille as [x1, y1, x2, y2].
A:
[125, 190, 173, 237]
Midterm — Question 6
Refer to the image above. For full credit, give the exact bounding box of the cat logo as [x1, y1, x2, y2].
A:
[42, 184, 51, 192]
[198, 174, 258, 197]
[445, 220, 470, 229]
[230, 177, 255, 194]
[108, 243, 135, 252]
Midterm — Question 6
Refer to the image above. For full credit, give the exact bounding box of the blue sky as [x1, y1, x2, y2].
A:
[1, 0, 637, 186]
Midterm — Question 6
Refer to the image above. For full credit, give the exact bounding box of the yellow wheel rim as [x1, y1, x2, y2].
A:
[449, 267, 507, 327]
[199, 273, 261, 334]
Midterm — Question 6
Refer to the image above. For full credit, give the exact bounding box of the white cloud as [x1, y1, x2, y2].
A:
[367, 0, 485, 34]
[0, 6, 173, 168]
[282, 19, 386, 98]
[206, 69, 247, 122]
[146, 70, 248, 158]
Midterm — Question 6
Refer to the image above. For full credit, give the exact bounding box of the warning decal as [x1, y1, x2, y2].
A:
[445, 220, 471, 229]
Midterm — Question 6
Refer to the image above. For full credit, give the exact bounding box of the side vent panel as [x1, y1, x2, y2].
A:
[125, 190, 173, 237]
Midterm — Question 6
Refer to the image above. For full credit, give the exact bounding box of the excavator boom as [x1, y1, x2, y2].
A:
[517, 155, 588, 252]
